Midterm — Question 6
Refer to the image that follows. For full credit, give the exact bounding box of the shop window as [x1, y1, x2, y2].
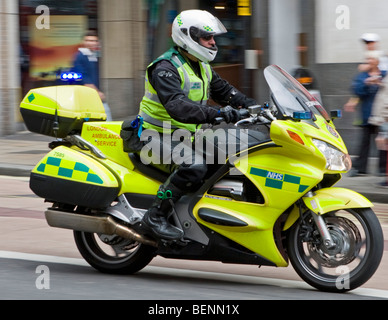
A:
[19, 0, 98, 94]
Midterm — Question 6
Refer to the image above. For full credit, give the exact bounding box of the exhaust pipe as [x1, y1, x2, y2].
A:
[45, 208, 158, 247]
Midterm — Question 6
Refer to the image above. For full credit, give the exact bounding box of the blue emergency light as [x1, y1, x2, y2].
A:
[292, 111, 312, 120]
[60, 72, 83, 81]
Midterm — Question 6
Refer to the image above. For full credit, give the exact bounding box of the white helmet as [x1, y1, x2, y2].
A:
[172, 10, 227, 62]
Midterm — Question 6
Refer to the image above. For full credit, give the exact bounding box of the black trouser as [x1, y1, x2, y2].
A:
[379, 149, 387, 175]
[138, 132, 208, 194]
[354, 124, 387, 174]
[353, 125, 377, 173]
[137, 127, 262, 194]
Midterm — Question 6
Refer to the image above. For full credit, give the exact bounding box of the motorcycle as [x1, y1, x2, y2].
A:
[19, 65, 384, 293]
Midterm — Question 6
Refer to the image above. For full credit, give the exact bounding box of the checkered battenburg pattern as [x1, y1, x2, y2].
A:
[250, 167, 309, 193]
[36, 156, 103, 184]
[177, 14, 183, 26]
[203, 26, 213, 32]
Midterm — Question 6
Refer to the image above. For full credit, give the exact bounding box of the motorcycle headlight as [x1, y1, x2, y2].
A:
[312, 139, 352, 171]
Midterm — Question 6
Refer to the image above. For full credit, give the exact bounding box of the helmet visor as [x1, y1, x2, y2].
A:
[190, 17, 227, 40]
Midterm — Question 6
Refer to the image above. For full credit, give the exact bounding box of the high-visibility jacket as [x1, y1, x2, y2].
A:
[139, 47, 212, 133]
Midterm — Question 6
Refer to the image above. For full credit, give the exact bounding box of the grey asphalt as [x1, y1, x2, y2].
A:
[0, 130, 387, 203]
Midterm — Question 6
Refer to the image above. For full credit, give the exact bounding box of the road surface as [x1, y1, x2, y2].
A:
[1, 175, 387, 301]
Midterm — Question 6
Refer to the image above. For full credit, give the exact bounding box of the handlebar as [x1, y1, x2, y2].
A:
[213, 108, 251, 125]
[213, 105, 276, 126]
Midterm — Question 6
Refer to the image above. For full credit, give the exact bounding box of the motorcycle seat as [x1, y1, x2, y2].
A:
[128, 153, 170, 182]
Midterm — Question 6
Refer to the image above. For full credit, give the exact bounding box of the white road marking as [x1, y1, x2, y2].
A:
[0, 250, 387, 299]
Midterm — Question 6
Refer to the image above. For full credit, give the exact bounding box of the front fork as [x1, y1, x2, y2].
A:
[305, 191, 336, 249]
[283, 187, 373, 241]
[298, 191, 335, 249]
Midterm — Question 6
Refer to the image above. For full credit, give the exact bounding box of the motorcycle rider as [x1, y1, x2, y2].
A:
[138, 10, 257, 240]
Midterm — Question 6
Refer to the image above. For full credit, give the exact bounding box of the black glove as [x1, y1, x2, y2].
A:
[218, 106, 240, 123]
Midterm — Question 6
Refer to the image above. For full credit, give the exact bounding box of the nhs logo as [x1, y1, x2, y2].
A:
[266, 171, 283, 181]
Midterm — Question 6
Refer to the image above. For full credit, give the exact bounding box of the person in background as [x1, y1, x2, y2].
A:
[344, 33, 388, 112]
[72, 30, 112, 120]
[359, 33, 388, 72]
[369, 74, 388, 186]
[349, 51, 386, 177]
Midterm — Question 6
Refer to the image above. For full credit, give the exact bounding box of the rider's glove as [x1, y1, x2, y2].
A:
[218, 106, 240, 124]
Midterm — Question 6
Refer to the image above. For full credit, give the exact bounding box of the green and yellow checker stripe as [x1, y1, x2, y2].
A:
[36, 156, 103, 184]
[203, 26, 214, 32]
[176, 14, 183, 26]
[250, 167, 309, 193]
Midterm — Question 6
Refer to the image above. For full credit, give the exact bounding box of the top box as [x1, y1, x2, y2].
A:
[20, 85, 107, 138]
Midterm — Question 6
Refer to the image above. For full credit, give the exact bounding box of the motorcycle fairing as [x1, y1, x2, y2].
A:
[193, 194, 289, 267]
[81, 121, 135, 170]
[303, 187, 373, 215]
[283, 187, 373, 231]
[30, 146, 120, 208]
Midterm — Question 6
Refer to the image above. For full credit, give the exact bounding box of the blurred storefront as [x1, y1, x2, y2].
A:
[1, 0, 259, 136]
[11, 0, 147, 135]
[147, 0, 255, 98]
[11, 0, 256, 135]
[0, 0, 267, 136]
[2, 0, 387, 160]
[19, 0, 99, 95]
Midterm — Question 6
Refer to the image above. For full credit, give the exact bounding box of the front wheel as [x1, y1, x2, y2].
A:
[74, 231, 156, 274]
[287, 207, 384, 292]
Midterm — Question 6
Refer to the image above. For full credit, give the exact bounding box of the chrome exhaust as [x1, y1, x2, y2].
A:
[45, 208, 158, 247]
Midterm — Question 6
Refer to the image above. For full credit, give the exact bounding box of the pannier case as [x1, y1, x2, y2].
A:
[30, 146, 120, 208]
[20, 85, 106, 138]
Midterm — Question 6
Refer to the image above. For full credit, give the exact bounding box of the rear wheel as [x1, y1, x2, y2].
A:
[74, 231, 156, 274]
[287, 207, 383, 292]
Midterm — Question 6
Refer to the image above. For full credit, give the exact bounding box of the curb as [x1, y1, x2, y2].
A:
[358, 192, 388, 204]
[0, 164, 33, 177]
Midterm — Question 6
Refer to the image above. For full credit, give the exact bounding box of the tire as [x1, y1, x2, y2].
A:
[74, 230, 156, 274]
[287, 207, 384, 292]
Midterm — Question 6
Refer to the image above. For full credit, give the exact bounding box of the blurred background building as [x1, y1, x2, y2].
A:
[1, 0, 388, 154]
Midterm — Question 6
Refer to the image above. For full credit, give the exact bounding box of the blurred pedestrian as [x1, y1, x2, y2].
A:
[344, 33, 388, 112]
[72, 30, 112, 120]
[369, 75, 388, 186]
[349, 51, 386, 177]
[360, 33, 388, 71]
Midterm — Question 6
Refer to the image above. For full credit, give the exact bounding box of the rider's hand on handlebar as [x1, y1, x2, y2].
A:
[216, 106, 240, 124]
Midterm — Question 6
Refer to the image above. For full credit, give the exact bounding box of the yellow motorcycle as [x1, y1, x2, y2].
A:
[20, 65, 383, 292]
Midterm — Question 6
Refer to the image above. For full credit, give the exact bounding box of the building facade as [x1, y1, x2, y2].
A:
[0, 1, 20, 135]
[2, 0, 388, 156]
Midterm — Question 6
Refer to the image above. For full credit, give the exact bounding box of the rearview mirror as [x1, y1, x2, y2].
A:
[330, 110, 342, 120]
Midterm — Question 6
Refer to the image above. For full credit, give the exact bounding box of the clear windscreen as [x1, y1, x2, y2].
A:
[264, 65, 330, 121]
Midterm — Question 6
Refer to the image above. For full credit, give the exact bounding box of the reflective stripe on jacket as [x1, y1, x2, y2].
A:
[139, 47, 212, 133]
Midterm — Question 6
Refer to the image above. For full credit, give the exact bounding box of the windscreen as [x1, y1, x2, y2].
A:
[264, 65, 330, 121]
